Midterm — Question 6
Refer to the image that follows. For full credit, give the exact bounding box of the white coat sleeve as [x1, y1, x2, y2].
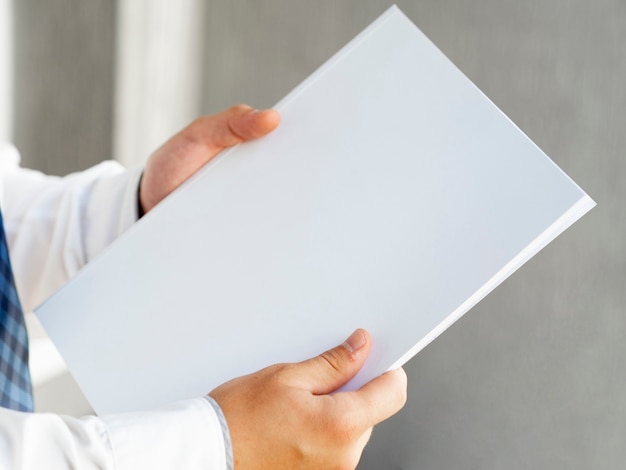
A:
[1, 148, 143, 311]
[0, 397, 231, 469]
[0, 144, 232, 469]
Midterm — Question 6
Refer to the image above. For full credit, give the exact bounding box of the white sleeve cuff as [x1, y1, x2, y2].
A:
[204, 396, 234, 470]
[101, 397, 229, 470]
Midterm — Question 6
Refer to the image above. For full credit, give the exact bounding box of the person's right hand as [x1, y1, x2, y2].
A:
[209, 329, 407, 469]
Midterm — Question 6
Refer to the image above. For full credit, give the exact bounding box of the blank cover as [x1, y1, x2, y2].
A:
[36, 6, 594, 415]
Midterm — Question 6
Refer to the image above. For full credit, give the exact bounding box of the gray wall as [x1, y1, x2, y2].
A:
[12, 1, 625, 468]
[12, 0, 116, 175]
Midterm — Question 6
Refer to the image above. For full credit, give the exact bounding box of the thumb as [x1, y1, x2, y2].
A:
[188, 105, 280, 153]
[297, 329, 371, 395]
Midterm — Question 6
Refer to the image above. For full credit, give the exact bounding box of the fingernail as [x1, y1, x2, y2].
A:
[342, 329, 366, 354]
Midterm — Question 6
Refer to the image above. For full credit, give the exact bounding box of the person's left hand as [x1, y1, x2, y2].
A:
[139, 104, 280, 214]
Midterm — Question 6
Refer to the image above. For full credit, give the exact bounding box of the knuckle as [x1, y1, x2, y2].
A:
[184, 116, 204, 136]
[190, 115, 212, 129]
[264, 362, 294, 387]
[185, 116, 213, 143]
[319, 348, 348, 376]
[326, 413, 359, 447]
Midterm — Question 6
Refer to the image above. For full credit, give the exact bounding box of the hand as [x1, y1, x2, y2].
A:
[209, 329, 408, 469]
[139, 105, 280, 213]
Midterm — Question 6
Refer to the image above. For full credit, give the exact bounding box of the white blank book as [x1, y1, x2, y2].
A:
[36, 6, 594, 415]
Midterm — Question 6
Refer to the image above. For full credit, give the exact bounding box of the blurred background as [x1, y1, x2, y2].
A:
[1, 0, 624, 468]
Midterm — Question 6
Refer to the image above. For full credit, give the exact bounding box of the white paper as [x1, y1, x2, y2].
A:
[36, 6, 595, 415]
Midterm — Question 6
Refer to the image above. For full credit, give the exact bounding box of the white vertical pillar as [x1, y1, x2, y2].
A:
[113, 0, 205, 168]
[0, 0, 13, 142]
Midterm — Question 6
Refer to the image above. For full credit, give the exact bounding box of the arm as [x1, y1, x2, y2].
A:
[2, 107, 406, 468]
[2, 156, 142, 311]
[0, 330, 405, 470]
[2, 105, 279, 311]
[0, 397, 229, 469]
[210, 329, 408, 469]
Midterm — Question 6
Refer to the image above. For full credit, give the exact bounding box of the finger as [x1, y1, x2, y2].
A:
[229, 108, 281, 141]
[189, 105, 280, 154]
[140, 105, 280, 212]
[291, 329, 371, 395]
[339, 368, 408, 431]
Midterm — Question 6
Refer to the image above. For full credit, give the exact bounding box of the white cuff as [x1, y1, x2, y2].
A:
[204, 396, 233, 470]
[101, 397, 229, 470]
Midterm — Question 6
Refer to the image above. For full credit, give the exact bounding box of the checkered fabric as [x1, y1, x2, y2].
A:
[0, 210, 33, 411]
